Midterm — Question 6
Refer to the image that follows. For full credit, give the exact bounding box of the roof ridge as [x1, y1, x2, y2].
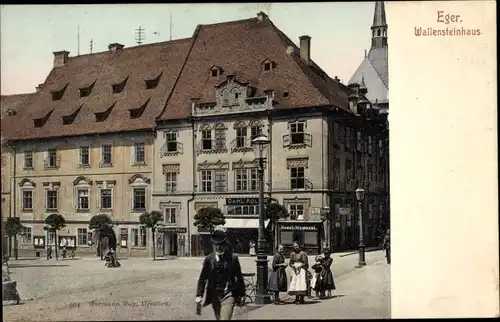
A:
[198, 17, 257, 29]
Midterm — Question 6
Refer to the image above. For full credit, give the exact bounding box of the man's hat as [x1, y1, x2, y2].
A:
[210, 229, 228, 245]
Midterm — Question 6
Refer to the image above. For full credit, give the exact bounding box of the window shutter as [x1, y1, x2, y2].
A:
[282, 134, 290, 147]
[304, 133, 312, 147]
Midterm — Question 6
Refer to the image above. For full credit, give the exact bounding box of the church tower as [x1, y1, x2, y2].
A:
[371, 1, 388, 49]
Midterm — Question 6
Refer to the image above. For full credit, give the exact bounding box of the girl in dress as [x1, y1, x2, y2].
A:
[311, 255, 325, 299]
[321, 248, 337, 298]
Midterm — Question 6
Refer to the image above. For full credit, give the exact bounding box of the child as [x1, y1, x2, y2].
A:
[311, 255, 325, 299]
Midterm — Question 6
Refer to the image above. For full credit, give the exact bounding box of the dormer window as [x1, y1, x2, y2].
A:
[262, 59, 276, 72]
[51, 84, 68, 101]
[283, 91, 289, 98]
[210, 65, 223, 77]
[145, 72, 163, 90]
[95, 102, 115, 122]
[112, 77, 128, 94]
[33, 109, 54, 128]
[62, 105, 83, 125]
[79, 81, 96, 98]
[129, 98, 150, 119]
[234, 92, 239, 99]
[6, 109, 16, 116]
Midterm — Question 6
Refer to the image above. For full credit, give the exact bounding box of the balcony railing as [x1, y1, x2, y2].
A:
[197, 139, 227, 154]
[230, 138, 253, 153]
[160, 141, 183, 157]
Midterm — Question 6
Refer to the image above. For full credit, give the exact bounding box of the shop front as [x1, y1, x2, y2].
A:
[277, 220, 324, 256]
[157, 227, 187, 257]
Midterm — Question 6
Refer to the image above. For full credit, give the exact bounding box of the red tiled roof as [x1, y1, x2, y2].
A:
[1, 93, 37, 141]
[3, 38, 193, 141]
[157, 14, 353, 121]
[4, 13, 358, 141]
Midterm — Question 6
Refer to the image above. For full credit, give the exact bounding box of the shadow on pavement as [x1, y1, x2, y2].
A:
[9, 264, 70, 268]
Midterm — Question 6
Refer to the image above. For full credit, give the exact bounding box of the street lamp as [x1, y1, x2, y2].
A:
[355, 187, 366, 267]
[321, 206, 331, 250]
[251, 132, 271, 305]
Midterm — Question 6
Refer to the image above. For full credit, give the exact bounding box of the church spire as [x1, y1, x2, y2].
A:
[371, 1, 388, 49]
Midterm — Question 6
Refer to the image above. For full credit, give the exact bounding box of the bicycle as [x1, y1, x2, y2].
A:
[241, 272, 276, 305]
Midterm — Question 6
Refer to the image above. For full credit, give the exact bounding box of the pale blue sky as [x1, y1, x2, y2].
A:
[0, 3, 376, 95]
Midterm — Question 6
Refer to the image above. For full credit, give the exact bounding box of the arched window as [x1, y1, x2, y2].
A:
[222, 89, 230, 106]
[377, 29, 381, 37]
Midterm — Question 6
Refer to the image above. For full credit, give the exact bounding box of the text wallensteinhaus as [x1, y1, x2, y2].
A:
[415, 27, 481, 37]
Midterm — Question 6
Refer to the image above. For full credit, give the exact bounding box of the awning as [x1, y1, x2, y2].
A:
[217, 218, 270, 229]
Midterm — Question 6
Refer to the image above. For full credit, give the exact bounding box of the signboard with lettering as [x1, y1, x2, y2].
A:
[339, 207, 353, 216]
[226, 198, 259, 205]
[157, 227, 187, 234]
[280, 225, 318, 231]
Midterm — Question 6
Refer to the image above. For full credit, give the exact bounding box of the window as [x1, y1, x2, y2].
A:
[165, 208, 176, 224]
[214, 170, 227, 192]
[100, 189, 112, 210]
[346, 160, 353, 189]
[211, 69, 218, 77]
[22, 190, 33, 210]
[165, 132, 178, 152]
[227, 205, 259, 216]
[77, 189, 89, 210]
[368, 136, 373, 154]
[264, 62, 272, 71]
[134, 142, 145, 164]
[290, 121, 305, 145]
[120, 228, 128, 248]
[289, 204, 305, 220]
[21, 227, 32, 244]
[165, 171, 177, 192]
[133, 188, 146, 210]
[251, 125, 262, 139]
[357, 131, 362, 151]
[45, 148, 58, 168]
[46, 190, 58, 210]
[214, 127, 226, 150]
[201, 130, 212, 150]
[235, 169, 248, 191]
[222, 90, 230, 105]
[200, 170, 212, 192]
[101, 145, 112, 166]
[140, 227, 147, 247]
[47, 230, 56, 245]
[290, 167, 305, 189]
[235, 168, 258, 191]
[304, 231, 317, 245]
[79, 146, 90, 166]
[235, 127, 247, 148]
[131, 227, 147, 247]
[77, 228, 88, 246]
[345, 127, 352, 149]
[24, 151, 33, 169]
[334, 158, 341, 189]
[378, 139, 384, 157]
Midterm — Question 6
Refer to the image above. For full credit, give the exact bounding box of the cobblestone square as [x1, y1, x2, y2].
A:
[3, 251, 387, 321]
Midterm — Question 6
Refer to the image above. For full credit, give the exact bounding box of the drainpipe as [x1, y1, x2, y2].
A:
[186, 117, 197, 257]
[11, 143, 18, 258]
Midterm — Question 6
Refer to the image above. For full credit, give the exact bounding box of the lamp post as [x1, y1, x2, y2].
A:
[355, 187, 366, 267]
[251, 132, 271, 305]
[321, 206, 331, 250]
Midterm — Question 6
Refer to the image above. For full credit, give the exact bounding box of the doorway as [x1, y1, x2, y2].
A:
[163, 233, 178, 256]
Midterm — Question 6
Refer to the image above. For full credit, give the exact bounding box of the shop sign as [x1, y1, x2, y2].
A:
[157, 227, 187, 234]
[280, 225, 317, 231]
[226, 197, 259, 205]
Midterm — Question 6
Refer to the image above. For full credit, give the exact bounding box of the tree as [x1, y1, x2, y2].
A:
[44, 213, 66, 260]
[193, 207, 226, 234]
[139, 211, 163, 261]
[89, 214, 114, 260]
[4, 217, 23, 260]
[265, 202, 289, 251]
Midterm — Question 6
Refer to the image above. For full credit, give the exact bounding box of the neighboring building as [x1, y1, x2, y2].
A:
[153, 12, 387, 256]
[1, 93, 36, 255]
[349, 0, 390, 243]
[1, 40, 193, 256]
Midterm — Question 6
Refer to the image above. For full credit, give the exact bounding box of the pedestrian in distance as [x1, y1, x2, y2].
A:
[321, 248, 337, 298]
[248, 240, 256, 256]
[268, 244, 288, 305]
[382, 229, 390, 264]
[195, 229, 246, 320]
[46, 246, 52, 260]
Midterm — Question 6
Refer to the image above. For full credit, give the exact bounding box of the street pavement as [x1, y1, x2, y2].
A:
[3, 250, 388, 321]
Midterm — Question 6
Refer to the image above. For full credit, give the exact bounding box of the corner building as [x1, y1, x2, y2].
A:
[153, 12, 387, 256]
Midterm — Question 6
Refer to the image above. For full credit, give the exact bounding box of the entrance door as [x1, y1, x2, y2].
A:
[165, 233, 178, 256]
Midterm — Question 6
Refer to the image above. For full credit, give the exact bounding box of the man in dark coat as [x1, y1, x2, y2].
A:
[382, 229, 390, 264]
[268, 244, 287, 304]
[196, 229, 245, 320]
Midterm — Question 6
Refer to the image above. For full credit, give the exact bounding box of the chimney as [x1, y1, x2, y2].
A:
[348, 83, 361, 94]
[257, 11, 268, 22]
[333, 76, 340, 82]
[299, 35, 311, 64]
[35, 84, 43, 93]
[108, 43, 125, 52]
[53, 51, 70, 67]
